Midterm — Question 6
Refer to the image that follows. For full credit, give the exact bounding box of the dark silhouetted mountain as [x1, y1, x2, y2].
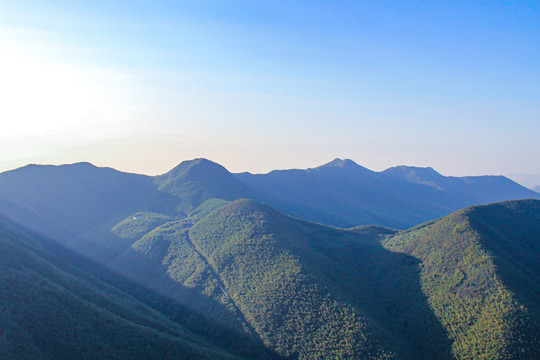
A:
[2, 159, 536, 237]
[236, 159, 540, 228]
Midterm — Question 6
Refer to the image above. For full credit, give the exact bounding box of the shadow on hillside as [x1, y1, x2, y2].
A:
[357, 244, 455, 359]
[37, 235, 290, 360]
[467, 203, 540, 318]
[284, 224, 456, 360]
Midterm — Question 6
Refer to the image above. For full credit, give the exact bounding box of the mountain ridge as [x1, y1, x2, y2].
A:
[236, 159, 539, 228]
[1, 158, 537, 234]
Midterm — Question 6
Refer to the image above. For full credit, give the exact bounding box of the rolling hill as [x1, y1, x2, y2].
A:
[85, 199, 448, 359]
[186, 200, 446, 359]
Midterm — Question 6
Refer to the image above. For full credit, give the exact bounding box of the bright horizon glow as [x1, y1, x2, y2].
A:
[1, 1, 539, 182]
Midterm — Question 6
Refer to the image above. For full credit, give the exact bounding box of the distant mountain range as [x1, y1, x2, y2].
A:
[2, 158, 536, 236]
[0, 159, 538, 359]
[236, 158, 540, 228]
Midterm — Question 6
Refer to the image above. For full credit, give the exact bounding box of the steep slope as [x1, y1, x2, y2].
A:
[383, 199, 540, 359]
[107, 215, 249, 333]
[104, 198, 460, 359]
[155, 158, 255, 213]
[533, 185, 540, 193]
[186, 199, 456, 360]
[236, 159, 540, 228]
[462, 200, 540, 319]
[0, 215, 260, 360]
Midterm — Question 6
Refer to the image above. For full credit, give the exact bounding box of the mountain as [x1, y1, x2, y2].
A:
[0, 157, 538, 359]
[0, 162, 180, 241]
[102, 198, 540, 359]
[155, 158, 256, 213]
[2, 159, 536, 237]
[384, 199, 540, 359]
[106, 213, 251, 332]
[236, 159, 540, 228]
[186, 200, 449, 359]
[534, 185, 540, 193]
[0, 214, 273, 360]
[0, 159, 256, 263]
[100, 199, 448, 359]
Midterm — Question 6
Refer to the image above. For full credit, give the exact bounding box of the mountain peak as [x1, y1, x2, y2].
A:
[71, 161, 97, 167]
[161, 158, 230, 181]
[169, 157, 220, 170]
[155, 158, 254, 211]
[318, 158, 361, 169]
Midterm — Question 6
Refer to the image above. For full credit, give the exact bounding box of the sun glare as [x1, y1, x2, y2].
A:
[0, 47, 131, 139]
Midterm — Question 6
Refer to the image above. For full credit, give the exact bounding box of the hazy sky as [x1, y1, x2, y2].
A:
[1, 1, 539, 178]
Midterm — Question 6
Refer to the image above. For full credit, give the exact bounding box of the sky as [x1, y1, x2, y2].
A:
[1, 1, 539, 182]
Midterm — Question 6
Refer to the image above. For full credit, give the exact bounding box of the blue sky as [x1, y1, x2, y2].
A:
[1, 1, 539, 182]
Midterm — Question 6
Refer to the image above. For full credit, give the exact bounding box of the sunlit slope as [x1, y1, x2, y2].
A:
[186, 199, 459, 359]
[108, 215, 249, 332]
[99, 199, 461, 359]
[384, 199, 540, 359]
[0, 216, 252, 360]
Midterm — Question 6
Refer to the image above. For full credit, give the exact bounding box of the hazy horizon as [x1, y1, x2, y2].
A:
[1, 1, 539, 179]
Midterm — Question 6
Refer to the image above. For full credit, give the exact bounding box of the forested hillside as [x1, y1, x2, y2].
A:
[384, 200, 540, 359]
[0, 160, 538, 359]
[0, 215, 272, 360]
